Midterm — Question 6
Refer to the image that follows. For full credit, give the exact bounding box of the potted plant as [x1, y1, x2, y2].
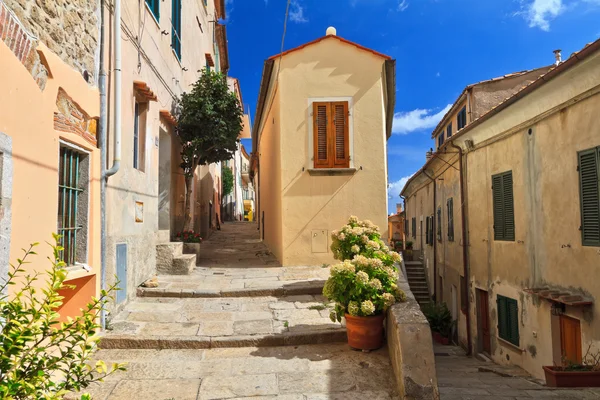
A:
[324, 216, 406, 350]
[404, 241, 414, 261]
[175, 230, 203, 258]
[423, 302, 454, 345]
[543, 345, 600, 387]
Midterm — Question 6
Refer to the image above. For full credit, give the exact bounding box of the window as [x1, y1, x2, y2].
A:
[447, 197, 454, 241]
[425, 216, 430, 245]
[58, 145, 89, 265]
[145, 0, 160, 20]
[497, 295, 519, 346]
[404, 218, 409, 236]
[313, 102, 350, 168]
[460, 276, 467, 312]
[411, 217, 416, 239]
[437, 133, 444, 148]
[171, 0, 182, 60]
[429, 214, 434, 244]
[446, 122, 452, 139]
[437, 207, 442, 241]
[457, 106, 467, 130]
[133, 101, 147, 171]
[492, 171, 515, 241]
[578, 147, 600, 246]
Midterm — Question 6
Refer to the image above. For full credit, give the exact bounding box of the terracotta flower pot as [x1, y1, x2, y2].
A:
[543, 366, 600, 387]
[344, 313, 385, 350]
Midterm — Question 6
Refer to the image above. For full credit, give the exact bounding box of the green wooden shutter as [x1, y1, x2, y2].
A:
[503, 172, 515, 241]
[492, 175, 504, 240]
[497, 296, 508, 341]
[507, 298, 520, 346]
[425, 216, 430, 245]
[578, 148, 600, 246]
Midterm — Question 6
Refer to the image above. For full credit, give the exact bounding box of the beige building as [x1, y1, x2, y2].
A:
[402, 39, 600, 380]
[251, 27, 396, 266]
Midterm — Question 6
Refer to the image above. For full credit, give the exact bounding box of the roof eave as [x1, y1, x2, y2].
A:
[385, 59, 396, 139]
[251, 59, 275, 158]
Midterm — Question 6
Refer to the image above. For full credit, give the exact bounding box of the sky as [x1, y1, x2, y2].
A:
[223, 0, 600, 214]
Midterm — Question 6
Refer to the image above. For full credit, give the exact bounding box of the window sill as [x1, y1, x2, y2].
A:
[497, 337, 523, 353]
[64, 264, 95, 281]
[307, 168, 357, 176]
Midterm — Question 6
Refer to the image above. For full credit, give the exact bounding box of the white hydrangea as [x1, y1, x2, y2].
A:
[353, 255, 370, 267]
[338, 233, 346, 241]
[351, 244, 360, 253]
[331, 261, 356, 275]
[348, 216, 359, 224]
[367, 240, 380, 250]
[356, 271, 369, 284]
[361, 235, 369, 244]
[391, 251, 402, 263]
[368, 278, 382, 290]
[347, 301, 359, 316]
[383, 293, 396, 308]
[361, 300, 376, 315]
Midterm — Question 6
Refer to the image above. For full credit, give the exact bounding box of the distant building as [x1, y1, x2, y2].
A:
[401, 39, 600, 380]
[388, 204, 405, 246]
[251, 27, 395, 266]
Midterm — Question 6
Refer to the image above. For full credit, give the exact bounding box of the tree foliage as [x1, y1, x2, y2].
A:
[222, 165, 234, 198]
[175, 69, 244, 230]
[0, 235, 125, 399]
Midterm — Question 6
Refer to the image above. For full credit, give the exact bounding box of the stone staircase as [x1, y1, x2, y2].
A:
[156, 242, 196, 275]
[404, 260, 431, 306]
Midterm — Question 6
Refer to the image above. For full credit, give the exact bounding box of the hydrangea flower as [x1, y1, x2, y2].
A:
[383, 293, 396, 308]
[351, 244, 360, 253]
[331, 261, 356, 275]
[338, 233, 346, 241]
[361, 300, 376, 315]
[347, 301, 359, 316]
[361, 235, 369, 244]
[368, 278, 382, 290]
[367, 240, 380, 250]
[356, 271, 369, 284]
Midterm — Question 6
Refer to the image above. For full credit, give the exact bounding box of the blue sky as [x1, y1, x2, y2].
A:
[224, 0, 600, 214]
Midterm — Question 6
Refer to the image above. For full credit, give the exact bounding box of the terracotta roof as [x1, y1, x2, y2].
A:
[133, 81, 157, 102]
[267, 34, 391, 61]
[160, 110, 177, 126]
[205, 53, 215, 67]
[524, 288, 593, 307]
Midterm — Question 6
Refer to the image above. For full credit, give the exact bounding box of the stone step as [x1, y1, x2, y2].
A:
[102, 295, 346, 350]
[171, 254, 196, 275]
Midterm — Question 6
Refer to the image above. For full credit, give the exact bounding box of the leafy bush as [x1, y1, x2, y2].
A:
[422, 302, 454, 338]
[0, 236, 125, 399]
[324, 216, 406, 322]
[175, 230, 203, 243]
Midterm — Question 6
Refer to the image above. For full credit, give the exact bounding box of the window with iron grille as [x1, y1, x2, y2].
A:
[145, 0, 160, 20]
[447, 197, 454, 241]
[578, 147, 600, 246]
[58, 145, 89, 265]
[457, 106, 467, 130]
[492, 171, 515, 241]
[497, 295, 519, 346]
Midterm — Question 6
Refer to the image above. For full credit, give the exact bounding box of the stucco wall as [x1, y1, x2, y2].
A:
[0, 40, 101, 316]
[277, 39, 389, 266]
[460, 51, 600, 379]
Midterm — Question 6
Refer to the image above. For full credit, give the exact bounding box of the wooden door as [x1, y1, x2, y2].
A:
[560, 315, 582, 364]
[478, 289, 491, 354]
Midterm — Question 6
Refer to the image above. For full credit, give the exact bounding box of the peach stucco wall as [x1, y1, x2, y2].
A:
[0, 42, 101, 317]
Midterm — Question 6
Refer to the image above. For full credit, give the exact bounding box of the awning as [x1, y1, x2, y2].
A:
[524, 288, 593, 307]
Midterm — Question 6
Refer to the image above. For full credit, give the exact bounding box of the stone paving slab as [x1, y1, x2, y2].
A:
[435, 344, 600, 399]
[102, 295, 347, 349]
[68, 344, 398, 400]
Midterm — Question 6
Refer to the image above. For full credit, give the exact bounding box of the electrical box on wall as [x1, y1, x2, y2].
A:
[311, 229, 328, 253]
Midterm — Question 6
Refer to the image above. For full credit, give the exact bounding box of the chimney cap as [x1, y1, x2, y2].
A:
[326, 26, 337, 36]
[553, 49, 562, 54]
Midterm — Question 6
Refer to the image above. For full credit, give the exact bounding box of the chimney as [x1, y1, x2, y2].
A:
[553, 49, 562, 66]
[426, 148, 433, 161]
[396, 203, 403, 214]
[326, 26, 337, 36]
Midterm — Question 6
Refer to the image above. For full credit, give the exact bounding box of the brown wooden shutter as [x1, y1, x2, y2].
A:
[331, 102, 349, 168]
[313, 102, 330, 168]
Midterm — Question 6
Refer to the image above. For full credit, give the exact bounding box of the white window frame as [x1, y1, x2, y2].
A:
[307, 97, 355, 169]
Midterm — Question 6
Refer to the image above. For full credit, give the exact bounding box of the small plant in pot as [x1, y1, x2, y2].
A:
[543, 344, 600, 387]
[422, 302, 454, 345]
[175, 230, 203, 258]
[404, 241, 414, 261]
[324, 216, 406, 351]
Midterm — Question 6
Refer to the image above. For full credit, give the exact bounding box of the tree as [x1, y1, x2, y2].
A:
[222, 165, 234, 198]
[175, 69, 244, 231]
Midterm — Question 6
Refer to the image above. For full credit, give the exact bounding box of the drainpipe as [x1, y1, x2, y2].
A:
[100, 0, 122, 330]
[422, 170, 437, 303]
[450, 141, 472, 356]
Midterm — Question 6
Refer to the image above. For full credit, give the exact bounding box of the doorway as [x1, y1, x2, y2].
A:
[158, 128, 171, 233]
[477, 289, 491, 355]
[560, 315, 582, 365]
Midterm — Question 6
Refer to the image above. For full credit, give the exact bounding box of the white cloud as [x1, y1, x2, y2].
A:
[436, 72, 441, 77]
[388, 176, 412, 200]
[398, 0, 409, 11]
[520, 0, 564, 31]
[392, 104, 452, 135]
[290, 0, 308, 23]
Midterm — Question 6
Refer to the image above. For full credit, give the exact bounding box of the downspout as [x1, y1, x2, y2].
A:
[422, 170, 437, 302]
[100, 0, 122, 329]
[450, 141, 472, 356]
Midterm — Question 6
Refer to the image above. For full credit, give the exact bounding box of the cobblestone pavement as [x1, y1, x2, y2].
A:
[76, 344, 398, 399]
[435, 345, 600, 399]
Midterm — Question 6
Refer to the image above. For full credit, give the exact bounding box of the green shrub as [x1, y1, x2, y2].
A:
[422, 302, 454, 338]
[0, 235, 125, 399]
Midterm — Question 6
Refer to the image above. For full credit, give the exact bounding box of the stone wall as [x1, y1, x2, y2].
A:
[3, 0, 99, 84]
[387, 266, 440, 399]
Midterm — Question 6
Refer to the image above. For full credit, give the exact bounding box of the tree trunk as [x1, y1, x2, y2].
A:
[182, 159, 199, 232]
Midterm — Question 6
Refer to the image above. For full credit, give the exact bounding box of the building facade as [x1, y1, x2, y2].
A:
[251, 28, 395, 266]
[401, 39, 600, 380]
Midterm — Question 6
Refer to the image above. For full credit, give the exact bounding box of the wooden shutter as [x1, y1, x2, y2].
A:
[429, 215, 434, 244]
[497, 296, 508, 341]
[503, 173, 515, 241]
[578, 148, 600, 246]
[313, 102, 330, 168]
[492, 174, 504, 240]
[507, 298, 519, 346]
[437, 208, 442, 241]
[331, 102, 349, 168]
[447, 198, 454, 241]
[425, 216, 430, 245]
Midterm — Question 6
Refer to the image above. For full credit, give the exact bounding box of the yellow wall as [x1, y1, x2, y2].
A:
[0, 42, 101, 317]
[275, 38, 389, 266]
[459, 50, 600, 379]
